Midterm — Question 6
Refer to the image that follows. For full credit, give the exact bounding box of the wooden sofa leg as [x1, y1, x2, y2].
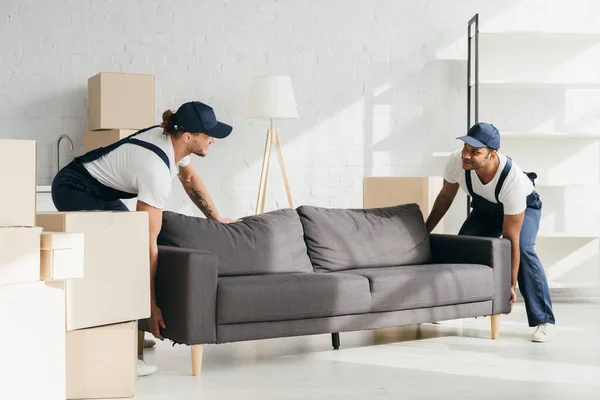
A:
[491, 314, 500, 340]
[331, 333, 340, 350]
[192, 345, 204, 376]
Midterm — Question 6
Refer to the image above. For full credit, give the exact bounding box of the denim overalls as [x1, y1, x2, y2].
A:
[458, 158, 555, 327]
[51, 125, 170, 212]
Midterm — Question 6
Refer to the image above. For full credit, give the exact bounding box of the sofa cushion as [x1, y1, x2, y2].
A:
[158, 209, 313, 276]
[342, 264, 494, 313]
[296, 203, 431, 272]
[217, 272, 371, 324]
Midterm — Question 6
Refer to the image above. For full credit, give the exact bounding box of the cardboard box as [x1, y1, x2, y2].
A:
[363, 176, 445, 233]
[36, 211, 150, 330]
[83, 129, 137, 153]
[0, 281, 66, 400]
[0, 227, 42, 285]
[88, 72, 155, 131]
[41, 231, 85, 281]
[0, 139, 36, 226]
[67, 321, 137, 400]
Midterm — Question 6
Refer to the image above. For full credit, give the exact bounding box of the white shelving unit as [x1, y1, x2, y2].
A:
[467, 14, 600, 297]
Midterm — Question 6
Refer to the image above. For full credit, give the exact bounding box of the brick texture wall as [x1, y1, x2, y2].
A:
[1, 0, 599, 243]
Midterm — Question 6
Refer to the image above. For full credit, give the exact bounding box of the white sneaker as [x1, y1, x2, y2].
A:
[137, 359, 157, 376]
[531, 323, 556, 343]
[144, 338, 156, 348]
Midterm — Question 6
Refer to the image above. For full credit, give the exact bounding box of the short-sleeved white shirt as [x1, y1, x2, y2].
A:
[443, 149, 534, 215]
[83, 127, 191, 209]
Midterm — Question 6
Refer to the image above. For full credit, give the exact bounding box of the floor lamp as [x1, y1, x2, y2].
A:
[246, 75, 299, 214]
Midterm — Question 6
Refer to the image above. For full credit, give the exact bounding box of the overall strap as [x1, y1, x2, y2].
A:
[123, 125, 170, 170]
[128, 138, 170, 170]
[75, 125, 170, 171]
[494, 156, 512, 203]
[128, 124, 159, 138]
[464, 169, 475, 198]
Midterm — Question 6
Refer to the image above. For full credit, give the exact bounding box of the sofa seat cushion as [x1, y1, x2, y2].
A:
[217, 273, 371, 324]
[157, 209, 313, 277]
[296, 204, 431, 272]
[342, 264, 494, 313]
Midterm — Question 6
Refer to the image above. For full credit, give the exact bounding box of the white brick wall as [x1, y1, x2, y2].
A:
[2, 1, 599, 256]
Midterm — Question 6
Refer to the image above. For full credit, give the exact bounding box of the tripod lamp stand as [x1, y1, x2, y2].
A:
[246, 75, 299, 214]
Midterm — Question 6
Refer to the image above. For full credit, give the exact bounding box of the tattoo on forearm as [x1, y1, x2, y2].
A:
[190, 189, 214, 219]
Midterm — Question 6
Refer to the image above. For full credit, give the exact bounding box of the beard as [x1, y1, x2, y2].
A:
[192, 146, 209, 157]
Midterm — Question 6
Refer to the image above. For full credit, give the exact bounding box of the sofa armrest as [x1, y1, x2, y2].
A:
[429, 234, 511, 315]
[145, 245, 219, 345]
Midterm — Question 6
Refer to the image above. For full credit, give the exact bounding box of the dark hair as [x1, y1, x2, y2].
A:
[161, 110, 182, 137]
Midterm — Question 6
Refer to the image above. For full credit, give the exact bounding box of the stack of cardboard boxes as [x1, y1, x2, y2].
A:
[0, 139, 84, 400]
[41, 72, 155, 399]
[363, 176, 445, 233]
[83, 72, 156, 153]
[83, 72, 156, 211]
[0, 72, 156, 399]
[36, 211, 150, 399]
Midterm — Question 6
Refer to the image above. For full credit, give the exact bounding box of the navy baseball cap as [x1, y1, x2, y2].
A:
[456, 122, 500, 150]
[174, 101, 232, 139]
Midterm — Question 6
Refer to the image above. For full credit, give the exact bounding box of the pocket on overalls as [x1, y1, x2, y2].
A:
[526, 191, 542, 210]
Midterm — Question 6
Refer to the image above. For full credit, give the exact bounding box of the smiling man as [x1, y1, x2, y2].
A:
[51, 101, 237, 375]
[425, 122, 556, 343]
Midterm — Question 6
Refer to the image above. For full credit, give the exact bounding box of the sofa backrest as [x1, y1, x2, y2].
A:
[158, 209, 314, 277]
[296, 203, 432, 272]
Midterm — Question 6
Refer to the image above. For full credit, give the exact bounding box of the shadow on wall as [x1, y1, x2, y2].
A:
[6, 1, 526, 212]
[196, 1, 524, 219]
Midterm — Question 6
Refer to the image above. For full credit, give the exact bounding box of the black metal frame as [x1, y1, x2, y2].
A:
[331, 332, 340, 350]
[328, 15, 480, 351]
[466, 13, 480, 217]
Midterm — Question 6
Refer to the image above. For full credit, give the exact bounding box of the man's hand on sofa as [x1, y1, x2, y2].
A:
[504, 286, 517, 315]
[150, 304, 166, 340]
[219, 217, 240, 223]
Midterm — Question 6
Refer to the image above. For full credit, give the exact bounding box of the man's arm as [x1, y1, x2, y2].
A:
[136, 200, 165, 340]
[425, 180, 460, 233]
[502, 211, 525, 307]
[502, 212, 525, 287]
[178, 164, 222, 221]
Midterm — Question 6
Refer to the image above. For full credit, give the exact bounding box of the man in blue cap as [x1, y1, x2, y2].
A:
[425, 122, 556, 343]
[51, 101, 238, 375]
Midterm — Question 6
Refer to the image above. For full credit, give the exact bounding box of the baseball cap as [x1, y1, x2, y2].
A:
[174, 101, 233, 139]
[456, 122, 500, 150]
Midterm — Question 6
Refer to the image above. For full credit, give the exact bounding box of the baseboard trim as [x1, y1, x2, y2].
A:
[549, 286, 600, 302]
[516, 286, 600, 303]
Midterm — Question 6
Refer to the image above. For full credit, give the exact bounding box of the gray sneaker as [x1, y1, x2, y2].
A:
[532, 323, 556, 343]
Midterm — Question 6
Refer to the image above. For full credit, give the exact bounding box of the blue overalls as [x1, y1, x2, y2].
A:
[458, 158, 556, 327]
[51, 125, 170, 212]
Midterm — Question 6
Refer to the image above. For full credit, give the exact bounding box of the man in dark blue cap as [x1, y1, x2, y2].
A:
[425, 122, 556, 343]
[51, 101, 237, 375]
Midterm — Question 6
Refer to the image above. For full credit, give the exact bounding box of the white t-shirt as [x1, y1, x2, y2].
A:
[443, 149, 534, 215]
[84, 127, 191, 209]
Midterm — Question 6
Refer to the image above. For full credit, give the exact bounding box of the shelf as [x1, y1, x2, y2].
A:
[470, 81, 600, 89]
[36, 185, 52, 193]
[501, 132, 600, 139]
[477, 31, 600, 41]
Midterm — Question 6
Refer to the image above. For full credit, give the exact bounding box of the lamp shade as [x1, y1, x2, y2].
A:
[246, 75, 299, 119]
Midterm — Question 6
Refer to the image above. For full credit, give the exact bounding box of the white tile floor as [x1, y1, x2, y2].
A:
[134, 302, 600, 399]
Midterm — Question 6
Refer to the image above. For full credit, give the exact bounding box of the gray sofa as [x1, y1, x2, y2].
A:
[140, 203, 511, 376]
